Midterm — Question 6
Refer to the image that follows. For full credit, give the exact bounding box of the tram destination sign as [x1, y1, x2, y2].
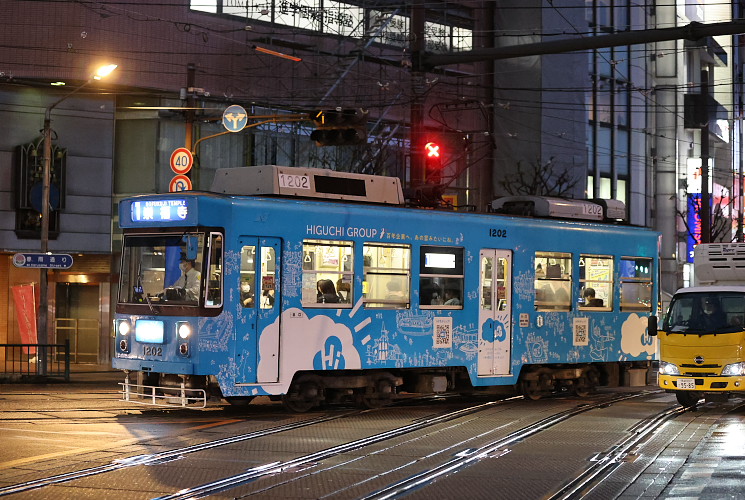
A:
[13, 252, 74, 269]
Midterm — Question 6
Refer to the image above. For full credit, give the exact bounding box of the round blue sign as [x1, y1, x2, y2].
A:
[222, 105, 248, 133]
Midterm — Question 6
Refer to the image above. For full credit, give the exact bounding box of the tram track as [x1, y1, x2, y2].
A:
[0, 390, 688, 500]
[551, 399, 745, 500]
[0, 395, 513, 497]
[545, 404, 687, 500]
[0, 410, 357, 496]
[148, 392, 652, 500]
[152, 397, 524, 500]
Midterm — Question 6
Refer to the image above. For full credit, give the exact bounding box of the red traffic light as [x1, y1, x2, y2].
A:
[424, 141, 443, 184]
[425, 142, 441, 158]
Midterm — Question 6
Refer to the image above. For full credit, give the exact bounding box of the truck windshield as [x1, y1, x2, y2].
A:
[119, 232, 205, 307]
[665, 292, 745, 334]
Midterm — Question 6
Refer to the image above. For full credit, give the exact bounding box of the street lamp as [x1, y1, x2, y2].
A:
[37, 63, 117, 374]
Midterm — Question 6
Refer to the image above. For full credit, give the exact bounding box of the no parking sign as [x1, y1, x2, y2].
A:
[170, 174, 192, 192]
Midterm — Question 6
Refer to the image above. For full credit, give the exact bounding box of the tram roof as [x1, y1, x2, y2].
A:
[210, 166, 405, 205]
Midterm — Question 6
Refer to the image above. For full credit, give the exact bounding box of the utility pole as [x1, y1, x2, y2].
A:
[738, 69, 744, 242]
[409, 0, 426, 188]
[185, 63, 196, 181]
[700, 70, 711, 244]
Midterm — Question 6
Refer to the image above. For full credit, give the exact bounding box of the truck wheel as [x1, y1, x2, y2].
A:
[675, 391, 701, 408]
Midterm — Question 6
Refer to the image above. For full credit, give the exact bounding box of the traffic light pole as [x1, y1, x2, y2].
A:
[700, 70, 711, 243]
[409, 0, 426, 187]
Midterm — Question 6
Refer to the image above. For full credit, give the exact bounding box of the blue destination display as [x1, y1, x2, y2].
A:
[131, 199, 188, 223]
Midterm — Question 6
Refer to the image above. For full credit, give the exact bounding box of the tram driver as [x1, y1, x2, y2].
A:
[166, 254, 201, 302]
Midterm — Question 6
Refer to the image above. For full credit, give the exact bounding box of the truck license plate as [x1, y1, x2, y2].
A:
[677, 378, 696, 390]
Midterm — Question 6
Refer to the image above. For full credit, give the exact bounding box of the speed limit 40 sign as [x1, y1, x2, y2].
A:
[170, 147, 193, 175]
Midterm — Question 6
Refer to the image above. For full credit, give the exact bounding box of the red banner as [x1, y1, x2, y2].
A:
[11, 284, 37, 355]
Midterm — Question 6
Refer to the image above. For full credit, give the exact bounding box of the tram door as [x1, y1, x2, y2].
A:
[477, 249, 512, 376]
[236, 237, 281, 384]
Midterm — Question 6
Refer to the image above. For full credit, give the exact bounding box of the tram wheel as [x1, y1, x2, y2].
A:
[573, 377, 591, 397]
[675, 391, 701, 408]
[225, 396, 254, 407]
[358, 377, 395, 409]
[520, 380, 543, 400]
[282, 379, 322, 413]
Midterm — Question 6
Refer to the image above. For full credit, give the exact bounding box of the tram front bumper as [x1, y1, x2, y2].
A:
[112, 357, 194, 375]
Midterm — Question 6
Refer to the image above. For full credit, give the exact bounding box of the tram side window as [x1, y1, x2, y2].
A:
[620, 257, 653, 312]
[419, 246, 464, 309]
[534, 252, 572, 311]
[363, 243, 411, 309]
[206, 233, 223, 307]
[579, 255, 612, 310]
[259, 246, 277, 309]
[302, 239, 353, 308]
[239, 246, 257, 308]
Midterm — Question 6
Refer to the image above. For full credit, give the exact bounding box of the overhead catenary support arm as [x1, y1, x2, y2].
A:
[422, 20, 745, 68]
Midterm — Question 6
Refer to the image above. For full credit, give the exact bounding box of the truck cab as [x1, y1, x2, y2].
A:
[651, 244, 745, 407]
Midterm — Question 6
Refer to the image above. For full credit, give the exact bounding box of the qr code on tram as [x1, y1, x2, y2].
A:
[573, 318, 589, 346]
[433, 317, 452, 348]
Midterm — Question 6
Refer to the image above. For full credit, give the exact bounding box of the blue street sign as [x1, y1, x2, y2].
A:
[222, 104, 248, 132]
[13, 253, 74, 269]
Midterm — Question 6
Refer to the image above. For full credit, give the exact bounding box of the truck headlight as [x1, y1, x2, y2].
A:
[177, 322, 192, 339]
[659, 361, 680, 376]
[721, 362, 745, 376]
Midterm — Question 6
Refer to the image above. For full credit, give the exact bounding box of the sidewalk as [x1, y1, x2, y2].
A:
[0, 362, 122, 385]
[65, 362, 123, 384]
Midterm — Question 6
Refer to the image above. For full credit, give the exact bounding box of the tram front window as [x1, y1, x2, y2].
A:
[119, 233, 206, 306]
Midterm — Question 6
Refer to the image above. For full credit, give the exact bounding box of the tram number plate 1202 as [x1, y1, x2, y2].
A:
[677, 378, 696, 390]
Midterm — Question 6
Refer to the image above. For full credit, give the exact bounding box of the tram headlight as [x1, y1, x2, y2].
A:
[658, 361, 680, 376]
[721, 362, 745, 376]
[177, 322, 192, 339]
[116, 320, 130, 336]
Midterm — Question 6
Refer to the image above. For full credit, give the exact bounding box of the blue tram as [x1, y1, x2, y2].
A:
[113, 166, 659, 410]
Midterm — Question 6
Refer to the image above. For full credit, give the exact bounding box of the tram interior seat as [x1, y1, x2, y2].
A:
[336, 281, 351, 303]
[546, 263, 562, 278]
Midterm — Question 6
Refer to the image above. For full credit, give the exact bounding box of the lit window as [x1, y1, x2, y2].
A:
[620, 257, 653, 312]
[535, 252, 572, 311]
[302, 240, 353, 308]
[363, 243, 411, 309]
[420, 246, 464, 309]
[579, 255, 613, 310]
